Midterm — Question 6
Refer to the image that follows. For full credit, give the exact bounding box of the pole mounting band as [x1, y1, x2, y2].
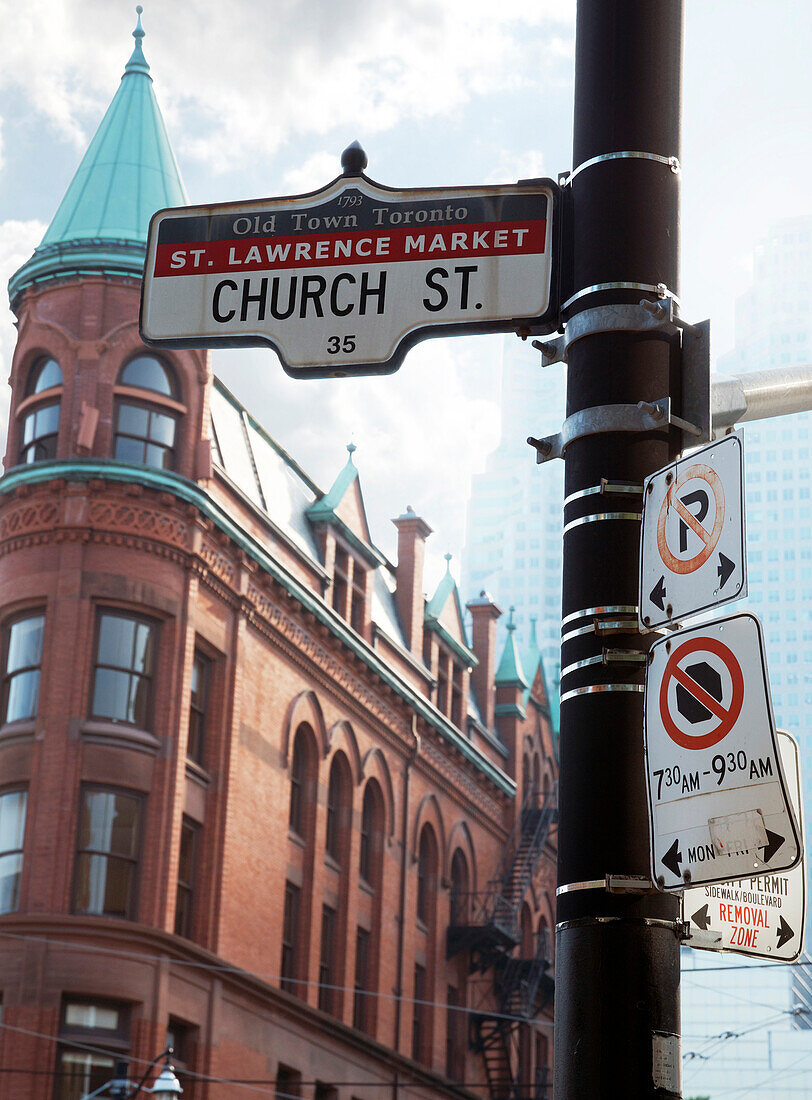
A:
[563, 481, 643, 507]
[563, 511, 641, 535]
[560, 650, 647, 680]
[562, 150, 680, 186]
[561, 604, 638, 628]
[556, 874, 654, 896]
[561, 282, 681, 313]
[561, 618, 641, 645]
[556, 916, 683, 934]
[560, 682, 644, 704]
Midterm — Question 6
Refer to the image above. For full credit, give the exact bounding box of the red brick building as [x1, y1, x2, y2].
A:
[0, 15, 557, 1100]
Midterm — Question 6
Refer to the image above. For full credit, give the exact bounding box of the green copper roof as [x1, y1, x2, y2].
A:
[522, 616, 543, 708]
[8, 8, 187, 303]
[306, 444, 385, 566]
[424, 554, 474, 661]
[495, 608, 528, 688]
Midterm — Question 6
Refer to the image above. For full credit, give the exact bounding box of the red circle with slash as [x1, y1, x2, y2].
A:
[659, 636, 744, 750]
[656, 463, 725, 574]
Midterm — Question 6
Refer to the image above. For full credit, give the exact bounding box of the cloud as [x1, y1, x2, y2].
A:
[282, 152, 343, 196]
[213, 330, 504, 591]
[0, 0, 575, 168]
[0, 220, 48, 465]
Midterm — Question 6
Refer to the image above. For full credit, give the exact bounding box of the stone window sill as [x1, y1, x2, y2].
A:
[0, 719, 36, 746]
[81, 720, 161, 755]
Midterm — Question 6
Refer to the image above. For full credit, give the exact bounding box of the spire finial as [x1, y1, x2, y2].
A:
[125, 6, 151, 75]
[444, 552, 453, 572]
[507, 606, 516, 631]
[346, 442, 357, 459]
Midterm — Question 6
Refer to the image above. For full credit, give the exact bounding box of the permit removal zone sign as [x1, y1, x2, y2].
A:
[644, 613, 801, 891]
[683, 731, 806, 962]
[140, 169, 559, 378]
[639, 433, 746, 629]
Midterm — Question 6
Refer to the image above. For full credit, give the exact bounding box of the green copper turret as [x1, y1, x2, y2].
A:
[9, 7, 187, 305]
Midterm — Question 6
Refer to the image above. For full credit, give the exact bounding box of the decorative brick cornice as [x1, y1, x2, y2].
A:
[0, 461, 516, 796]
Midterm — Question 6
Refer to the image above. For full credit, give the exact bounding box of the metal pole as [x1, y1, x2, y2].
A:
[712, 363, 812, 430]
[555, 2, 683, 1097]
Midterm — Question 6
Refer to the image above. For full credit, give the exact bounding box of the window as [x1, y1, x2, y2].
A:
[353, 926, 371, 1032]
[174, 818, 199, 939]
[324, 753, 350, 865]
[332, 546, 349, 617]
[91, 611, 157, 727]
[2, 612, 45, 723]
[187, 651, 210, 764]
[55, 999, 129, 1100]
[280, 881, 300, 994]
[167, 1018, 196, 1099]
[0, 789, 27, 913]
[416, 826, 437, 925]
[114, 356, 180, 470]
[73, 788, 141, 919]
[289, 731, 307, 837]
[412, 964, 427, 1064]
[318, 904, 337, 1014]
[325, 764, 341, 862]
[18, 357, 62, 465]
[275, 1065, 301, 1100]
[446, 985, 465, 1081]
[359, 782, 382, 885]
[449, 849, 469, 925]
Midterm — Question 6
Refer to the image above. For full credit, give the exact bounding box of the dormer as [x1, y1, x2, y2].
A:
[423, 555, 477, 729]
[306, 445, 385, 640]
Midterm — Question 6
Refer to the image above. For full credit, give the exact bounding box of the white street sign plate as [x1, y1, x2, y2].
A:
[644, 612, 800, 891]
[140, 171, 559, 378]
[683, 730, 806, 961]
[639, 433, 746, 630]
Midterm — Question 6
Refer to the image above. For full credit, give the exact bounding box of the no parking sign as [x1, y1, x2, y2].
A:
[644, 613, 801, 891]
[639, 432, 746, 629]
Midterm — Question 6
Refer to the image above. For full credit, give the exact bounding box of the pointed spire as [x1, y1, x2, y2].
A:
[124, 6, 150, 76]
[495, 607, 528, 688]
[9, 8, 187, 304]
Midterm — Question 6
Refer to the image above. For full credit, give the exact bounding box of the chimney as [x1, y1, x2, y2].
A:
[466, 591, 501, 729]
[392, 507, 432, 657]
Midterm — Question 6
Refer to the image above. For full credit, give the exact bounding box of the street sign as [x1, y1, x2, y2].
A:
[639, 432, 746, 630]
[683, 730, 806, 961]
[644, 612, 801, 891]
[140, 152, 560, 378]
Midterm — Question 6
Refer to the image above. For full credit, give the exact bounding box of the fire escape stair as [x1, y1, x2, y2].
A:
[447, 785, 557, 1100]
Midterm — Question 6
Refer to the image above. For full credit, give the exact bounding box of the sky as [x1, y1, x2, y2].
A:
[0, 0, 810, 595]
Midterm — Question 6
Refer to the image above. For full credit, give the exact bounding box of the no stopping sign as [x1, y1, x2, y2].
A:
[644, 612, 800, 890]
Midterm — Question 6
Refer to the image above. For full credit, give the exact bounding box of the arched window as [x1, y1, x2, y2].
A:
[359, 781, 383, 886]
[324, 752, 351, 865]
[289, 726, 314, 838]
[114, 356, 182, 470]
[18, 357, 62, 464]
[416, 825, 438, 926]
[449, 849, 469, 925]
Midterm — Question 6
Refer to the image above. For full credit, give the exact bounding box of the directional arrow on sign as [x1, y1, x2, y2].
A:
[761, 829, 785, 863]
[650, 576, 667, 611]
[691, 904, 711, 931]
[718, 552, 736, 588]
[662, 838, 682, 879]
[777, 917, 796, 951]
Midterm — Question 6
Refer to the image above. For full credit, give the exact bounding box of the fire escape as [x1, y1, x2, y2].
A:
[447, 784, 556, 1100]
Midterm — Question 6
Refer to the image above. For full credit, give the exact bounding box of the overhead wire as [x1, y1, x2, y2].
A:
[0, 927, 553, 1028]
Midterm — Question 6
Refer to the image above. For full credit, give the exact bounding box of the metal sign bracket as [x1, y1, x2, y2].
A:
[528, 396, 702, 464]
